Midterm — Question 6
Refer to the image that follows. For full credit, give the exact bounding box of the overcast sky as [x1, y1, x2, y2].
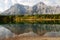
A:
[0, 0, 60, 12]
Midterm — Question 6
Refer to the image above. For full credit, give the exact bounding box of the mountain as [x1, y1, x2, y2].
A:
[1, 4, 32, 15]
[1, 2, 60, 15]
[33, 2, 60, 14]
[0, 11, 1, 14]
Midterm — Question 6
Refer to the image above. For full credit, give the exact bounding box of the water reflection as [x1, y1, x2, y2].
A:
[1, 23, 60, 36]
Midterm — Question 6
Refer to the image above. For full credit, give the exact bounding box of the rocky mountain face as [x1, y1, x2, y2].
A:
[32, 2, 60, 14]
[2, 4, 32, 15]
[1, 2, 60, 15]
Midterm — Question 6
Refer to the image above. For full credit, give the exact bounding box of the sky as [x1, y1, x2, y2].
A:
[0, 0, 60, 12]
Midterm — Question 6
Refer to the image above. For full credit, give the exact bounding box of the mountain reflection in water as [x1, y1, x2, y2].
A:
[1, 24, 60, 36]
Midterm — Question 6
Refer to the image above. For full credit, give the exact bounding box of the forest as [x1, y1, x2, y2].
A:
[0, 14, 60, 24]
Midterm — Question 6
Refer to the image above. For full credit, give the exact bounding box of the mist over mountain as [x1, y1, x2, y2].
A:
[1, 2, 60, 15]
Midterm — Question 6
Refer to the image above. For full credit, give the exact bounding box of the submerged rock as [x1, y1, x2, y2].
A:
[43, 31, 60, 37]
[0, 25, 13, 39]
[19, 31, 38, 37]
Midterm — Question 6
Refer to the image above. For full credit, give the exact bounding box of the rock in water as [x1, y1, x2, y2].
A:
[0, 25, 13, 39]
[43, 31, 60, 37]
[19, 31, 38, 37]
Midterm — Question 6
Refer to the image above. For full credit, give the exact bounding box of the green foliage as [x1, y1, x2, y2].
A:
[0, 14, 60, 24]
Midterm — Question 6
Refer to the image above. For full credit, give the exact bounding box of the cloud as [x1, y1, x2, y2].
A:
[5, 0, 8, 4]
[11, 0, 17, 5]
[11, 0, 41, 6]
[0, 0, 12, 12]
[0, 0, 60, 12]
[40, 0, 60, 6]
[0, 7, 4, 12]
[4, 0, 8, 10]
